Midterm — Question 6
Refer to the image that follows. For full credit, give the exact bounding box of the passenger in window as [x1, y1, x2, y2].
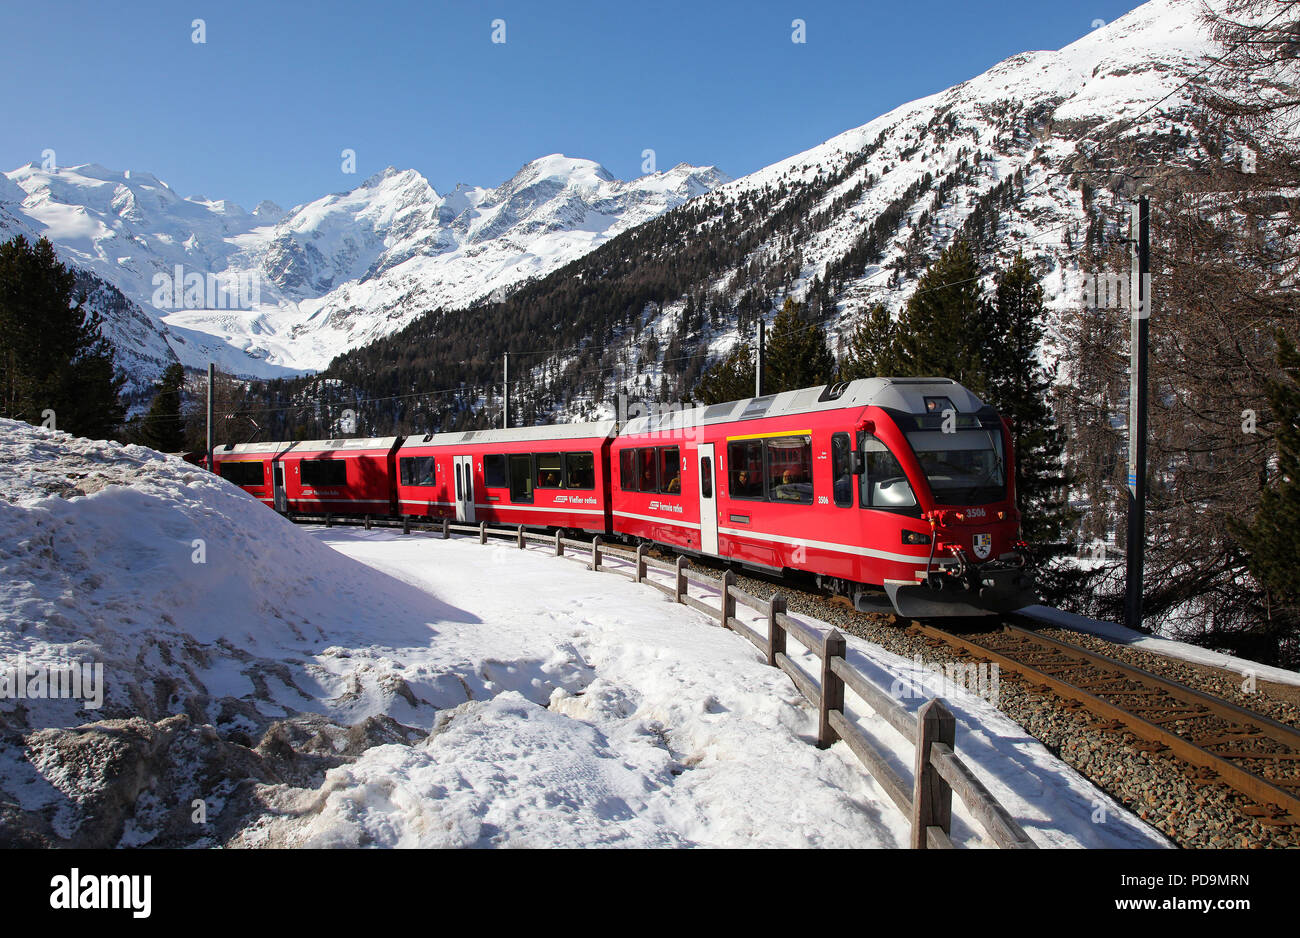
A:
[665, 475, 680, 493]
[773, 469, 812, 503]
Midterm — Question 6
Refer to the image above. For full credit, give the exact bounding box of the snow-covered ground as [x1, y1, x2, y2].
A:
[1024, 605, 1300, 689]
[0, 418, 1166, 848]
[285, 528, 1166, 849]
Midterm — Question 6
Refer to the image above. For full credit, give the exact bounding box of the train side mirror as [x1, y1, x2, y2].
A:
[851, 451, 866, 475]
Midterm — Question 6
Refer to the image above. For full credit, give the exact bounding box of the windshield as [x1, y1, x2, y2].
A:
[906, 428, 1006, 506]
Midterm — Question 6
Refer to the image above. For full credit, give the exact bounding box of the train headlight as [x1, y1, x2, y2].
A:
[902, 530, 932, 546]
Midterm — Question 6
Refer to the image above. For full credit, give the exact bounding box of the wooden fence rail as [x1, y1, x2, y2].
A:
[418, 518, 1034, 849]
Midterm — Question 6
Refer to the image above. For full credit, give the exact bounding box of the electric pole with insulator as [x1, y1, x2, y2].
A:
[1125, 196, 1150, 631]
[206, 362, 215, 472]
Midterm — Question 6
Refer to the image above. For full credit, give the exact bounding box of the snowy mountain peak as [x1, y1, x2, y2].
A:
[1, 151, 728, 385]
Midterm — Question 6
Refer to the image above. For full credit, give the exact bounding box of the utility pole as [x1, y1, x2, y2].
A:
[206, 362, 215, 472]
[1125, 196, 1150, 631]
[503, 352, 509, 429]
[755, 319, 765, 397]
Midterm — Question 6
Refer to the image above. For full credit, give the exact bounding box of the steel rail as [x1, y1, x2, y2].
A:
[912, 621, 1300, 825]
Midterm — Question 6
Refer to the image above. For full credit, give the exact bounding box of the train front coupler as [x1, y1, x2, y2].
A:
[887, 544, 1037, 619]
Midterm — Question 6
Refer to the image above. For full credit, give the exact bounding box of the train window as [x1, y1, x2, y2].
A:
[906, 428, 1005, 506]
[636, 448, 658, 493]
[659, 447, 681, 495]
[860, 436, 917, 509]
[700, 457, 713, 499]
[766, 436, 813, 505]
[565, 452, 595, 489]
[832, 434, 853, 508]
[218, 461, 264, 486]
[484, 454, 507, 488]
[619, 449, 635, 491]
[727, 440, 764, 499]
[536, 452, 564, 488]
[454, 463, 462, 500]
[301, 459, 347, 487]
[508, 454, 534, 503]
[399, 456, 437, 487]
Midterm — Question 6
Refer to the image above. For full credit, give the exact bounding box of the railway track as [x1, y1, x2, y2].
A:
[912, 615, 1300, 827]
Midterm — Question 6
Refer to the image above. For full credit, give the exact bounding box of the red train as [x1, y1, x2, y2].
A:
[212, 378, 1035, 617]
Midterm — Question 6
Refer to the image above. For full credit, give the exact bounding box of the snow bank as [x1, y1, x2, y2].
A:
[1024, 605, 1300, 688]
[0, 418, 462, 737]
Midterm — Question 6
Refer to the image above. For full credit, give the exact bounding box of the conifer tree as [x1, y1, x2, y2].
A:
[693, 343, 756, 405]
[763, 297, 835, 393]
[892, 239, 984, 383]
[137, 363, 188, 452]
[0, 235, 123, 438]
[838, 304, 900, 380]
[980, 255, 1079, 601]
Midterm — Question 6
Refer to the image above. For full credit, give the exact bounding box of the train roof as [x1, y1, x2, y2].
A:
[212, 380, 986, 456]
[284, 437, 401, 454]
[212, 437, 400, 457]
[212, 441, 295, 457]
[398, 421, 617, 450]
[620, 377, 986, 437]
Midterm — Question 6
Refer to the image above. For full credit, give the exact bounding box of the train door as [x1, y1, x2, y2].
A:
[454, 455, 476, 523]
[697, 443, 719, 555]
[272, 460, 287, 513]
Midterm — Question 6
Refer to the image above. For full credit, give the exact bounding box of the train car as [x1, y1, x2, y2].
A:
[394, 422, 616, 532]
[616, 378, 1034, 617]
[211, 440, 298, 511]
[277, 437, 402, 517]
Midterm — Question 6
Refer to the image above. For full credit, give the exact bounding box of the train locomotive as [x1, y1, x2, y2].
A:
[211, 377, 1036, 617]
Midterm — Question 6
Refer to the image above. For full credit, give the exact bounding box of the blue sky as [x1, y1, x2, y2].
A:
[2, 0, 1146, 209]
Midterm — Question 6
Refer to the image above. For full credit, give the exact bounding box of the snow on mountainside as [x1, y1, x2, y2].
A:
[321, 0, 1255, 429]
[0, 155, 728, 386]
[627, 0, 1224, 375]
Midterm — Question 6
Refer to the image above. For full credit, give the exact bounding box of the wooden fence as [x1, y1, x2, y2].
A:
[358, 515, 1036, 849]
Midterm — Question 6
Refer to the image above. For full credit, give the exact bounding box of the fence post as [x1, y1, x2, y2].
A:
[720, 569, 735, 629]
[768, 594, 788, 668]
[591, 536, 603, 571]
[402, 515, 409, 535]
[326, 513, 333, 528]
[555, 531, 563, 557]
[517, 524, 525, 549]
[364, 516, 371, 530]
[635, 543, 646, 583]
[479, 521, 487, 545]
[674, 556, 687, 603]
[818, 629, 847, 749]
[442, 518, 449, 539]
[911, 698, 956, 849]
